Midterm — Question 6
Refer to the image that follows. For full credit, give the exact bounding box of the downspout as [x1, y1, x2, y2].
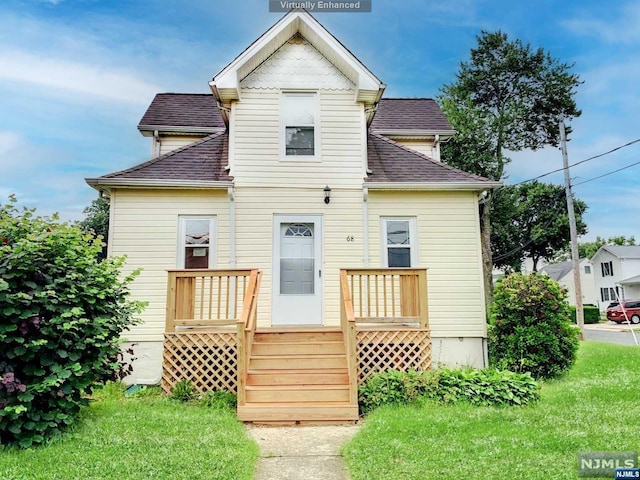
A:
[153, 130, 160, 158]
[362, 186, 369, 267]
[228, 186, 236, 268]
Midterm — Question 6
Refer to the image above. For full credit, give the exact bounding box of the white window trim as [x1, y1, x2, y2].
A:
[380, 217, 418, 268]
[601, 260, 614, 277]
[177, 216, 217, 269]
[280, 90, 321, 162]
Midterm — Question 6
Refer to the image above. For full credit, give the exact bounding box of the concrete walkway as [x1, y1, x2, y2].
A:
[248, 425, 360, 480]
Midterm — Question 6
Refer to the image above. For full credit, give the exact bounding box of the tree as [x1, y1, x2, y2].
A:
[78, 197, 110, 257]
[491, 182, 587, 272]
[0, 197, 143, 447]
[439, 30, 582, 311]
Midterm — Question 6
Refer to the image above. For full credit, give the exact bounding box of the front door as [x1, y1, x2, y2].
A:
[272, 215, 323, 325]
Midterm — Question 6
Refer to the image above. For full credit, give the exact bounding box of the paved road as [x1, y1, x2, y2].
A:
[583, 328, 639, 346]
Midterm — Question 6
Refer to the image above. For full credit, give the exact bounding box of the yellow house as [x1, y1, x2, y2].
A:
[87, 10, 499, 422]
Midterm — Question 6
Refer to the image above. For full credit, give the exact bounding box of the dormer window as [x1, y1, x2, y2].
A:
[282, 92, 317, 158]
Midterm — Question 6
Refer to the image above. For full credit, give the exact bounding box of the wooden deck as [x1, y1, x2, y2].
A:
[161, 268, 431, 422]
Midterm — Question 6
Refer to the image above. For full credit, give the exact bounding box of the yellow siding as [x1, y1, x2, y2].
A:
[393, 139, 438, 160]
[232, 89, 365, 188]
[367, 191, 486, 337]
[109, 189, 230, 341]
[234, 187, 364, 327]
[158, 135, 203, 156]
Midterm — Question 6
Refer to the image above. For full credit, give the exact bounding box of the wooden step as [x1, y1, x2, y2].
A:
[251, 341, 345, 356]
[247, 368, 349, 386]
[238, 403, 358, 422]
[245, 385, 349, 403]
[249, 354, 347, 370]
[253, 330, 343, 343]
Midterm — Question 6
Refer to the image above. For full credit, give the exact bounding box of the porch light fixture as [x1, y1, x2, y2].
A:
[324, 185, 331, 204]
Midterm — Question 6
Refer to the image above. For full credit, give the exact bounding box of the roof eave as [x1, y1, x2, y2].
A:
[85, 178, 233, 192]
[364, 181, 502, 191]
[138, 125, 226, 136]
[372, 129, 455, 138]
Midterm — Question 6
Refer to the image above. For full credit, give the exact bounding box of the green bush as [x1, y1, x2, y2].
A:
[169, 380, 199, 402]
[568, 305, 601, 324]
[489, 273, 580, 379]
[358, 368, 539, 414]
[200, 390, 237, 410]
[0, 198, 144, 447]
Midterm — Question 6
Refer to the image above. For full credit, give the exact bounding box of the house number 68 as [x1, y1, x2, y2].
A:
[346, 236, 355, 242]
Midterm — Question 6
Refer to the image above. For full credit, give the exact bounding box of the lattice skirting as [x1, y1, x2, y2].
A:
[162, 332, 237, 394]
[356, 329, 432, 385]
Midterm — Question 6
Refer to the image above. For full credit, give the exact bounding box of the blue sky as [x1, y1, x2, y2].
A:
[1, 0, 638, 241]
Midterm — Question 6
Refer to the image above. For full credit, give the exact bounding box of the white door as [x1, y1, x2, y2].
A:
[272, 215, 323, 325]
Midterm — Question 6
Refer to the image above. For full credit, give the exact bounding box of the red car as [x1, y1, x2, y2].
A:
[606, 300, 640, 324]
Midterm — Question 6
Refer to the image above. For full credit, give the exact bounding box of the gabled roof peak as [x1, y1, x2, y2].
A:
[210, 9, 384, 114]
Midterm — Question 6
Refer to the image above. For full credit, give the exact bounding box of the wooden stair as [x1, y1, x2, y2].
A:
[237, 328, 359, 423]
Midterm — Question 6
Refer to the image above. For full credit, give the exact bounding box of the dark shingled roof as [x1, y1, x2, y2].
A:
[366, 133, 492, 184]
[138, 93, 225, 130]
[100, 132, 231, 182]
[370, 98, 453, 132]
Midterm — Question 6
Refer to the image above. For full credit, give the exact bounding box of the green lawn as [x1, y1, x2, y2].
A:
[0, 386, 258, 480]
[343, 341, 640, 480]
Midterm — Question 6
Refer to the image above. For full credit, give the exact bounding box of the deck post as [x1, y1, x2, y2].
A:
[166, 271, 177, 333]
[418, 269, 429, 329]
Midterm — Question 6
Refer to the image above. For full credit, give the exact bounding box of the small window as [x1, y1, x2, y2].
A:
[381, 218, 418, 267]
[282, 92, 316, 157]
[601, 261, 614, 277]
[601, 287, 620, 302]
[178, 217, 215, 269]
[584, 265, 591, 274]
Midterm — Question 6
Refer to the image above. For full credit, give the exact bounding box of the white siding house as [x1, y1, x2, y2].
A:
[591, 245, 640, 310]
[86, 10, 499, 394]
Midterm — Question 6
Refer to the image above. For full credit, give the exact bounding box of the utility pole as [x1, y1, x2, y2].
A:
[560, 120, 584, 337]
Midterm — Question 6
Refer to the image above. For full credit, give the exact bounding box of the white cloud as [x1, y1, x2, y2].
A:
[0, 131, 23, 155]
[0, 49, 161, 106]
[563, 1, 640, 44]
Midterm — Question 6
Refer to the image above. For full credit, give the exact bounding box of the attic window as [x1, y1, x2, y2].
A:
[282, 92, 317, 157]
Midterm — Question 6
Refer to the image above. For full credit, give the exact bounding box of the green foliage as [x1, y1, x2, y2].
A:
[170, 380, 199, 402]
[568, 305, 601, 324]
[491, 182, 587, 272]
[358, 368, 539, 415]
[0, 196, 144, 447]
[200, 390, 237, 410]
[489, 273, 580, 379]
[440, 30, 582, 180]
[78, 197, 110, 259]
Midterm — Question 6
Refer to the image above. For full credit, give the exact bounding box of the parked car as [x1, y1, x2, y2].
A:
[606, 300, 640, 324]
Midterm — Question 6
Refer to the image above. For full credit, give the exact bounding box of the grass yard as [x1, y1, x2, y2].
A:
[343, 341, 640, 480]
[0, 385, 258, 480]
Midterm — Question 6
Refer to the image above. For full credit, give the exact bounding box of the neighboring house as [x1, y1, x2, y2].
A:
[86, 10, 499, 421]
[591, 245, 640, 310]
[539, 259, 598, 306]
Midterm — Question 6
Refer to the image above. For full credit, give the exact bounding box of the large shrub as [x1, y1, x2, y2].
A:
[489, 273, 580, 379]
[0, 198, 144, 447]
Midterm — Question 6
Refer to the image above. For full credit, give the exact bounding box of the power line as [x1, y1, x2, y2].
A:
[573, 159, 640, 187]
[511, 137, 640, 186]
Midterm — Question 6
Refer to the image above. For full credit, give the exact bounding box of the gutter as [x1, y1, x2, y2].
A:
[365, 181, 502, 191]
[85, 178, 234, 192]
[138, 125, 225, 136]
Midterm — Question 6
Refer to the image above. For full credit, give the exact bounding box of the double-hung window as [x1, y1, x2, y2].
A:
[601, 261, 614, 277]
[282, 92, 317, 158]
[178, 216, 216, 269]
[381, 218, 418, 267]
